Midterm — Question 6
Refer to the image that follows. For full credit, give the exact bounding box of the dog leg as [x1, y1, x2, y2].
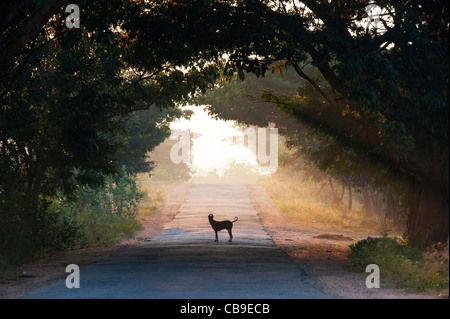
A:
[214, 231, 218, 242]
[227, 228, 233, 242]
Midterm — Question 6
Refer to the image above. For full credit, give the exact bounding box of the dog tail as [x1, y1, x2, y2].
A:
[232, 216, 238, 223]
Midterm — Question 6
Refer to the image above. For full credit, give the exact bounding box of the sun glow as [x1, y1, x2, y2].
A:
[169, 105, 259, 178]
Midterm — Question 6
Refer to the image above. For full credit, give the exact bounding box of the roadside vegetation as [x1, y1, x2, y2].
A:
[261, 165, 449, 295]
[1, 167, 149, 279]
[259, 157, 379, 233]
[0, 169, 169, 282]
[259, 142, 449, 295]
[349, 236, 448, 295]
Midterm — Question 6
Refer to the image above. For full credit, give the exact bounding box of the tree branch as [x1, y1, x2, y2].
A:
[0, 0, 64, 71]
[290, 58, 340, 111]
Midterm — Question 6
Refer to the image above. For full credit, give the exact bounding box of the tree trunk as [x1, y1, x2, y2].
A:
[328, 178, 336, 198]
[29, 165, 43, 235]
[347, 183, 352, 212]
[407, 176, 449, 249]
[339, 183, 345, 202]
[317, 180, 328, 197]
[374, 190, 381, 213]
[380, 189, 388, 221]
[362, 182, 375, 217]
[328, 178, 344, 206]
[384, 189, 394, 220]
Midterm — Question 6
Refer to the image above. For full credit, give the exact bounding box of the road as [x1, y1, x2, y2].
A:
[23, 184, 334, 299]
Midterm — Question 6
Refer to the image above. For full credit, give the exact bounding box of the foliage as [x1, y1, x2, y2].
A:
[349, 236, 449, 292]
[192, 68, 301, 127]
[0, 167, 143, 270]
[120, 108, 191, 174]
[259, 144, 378, 231]
[349, 236, 422, 268]
[0, 0, 448, 256]
[0, 26, 208, 204]
[196, 66, 408, 227]
[1, 0, 216, 267]
[63, 166, 143, 220]
[177, 0, 448, 248]
[58, 166, 143, 246]
[145, 137, 193, 183]
[0, 197, 82, 267]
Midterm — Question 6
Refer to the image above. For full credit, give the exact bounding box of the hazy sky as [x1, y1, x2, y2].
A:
[170, 105, 259, 177]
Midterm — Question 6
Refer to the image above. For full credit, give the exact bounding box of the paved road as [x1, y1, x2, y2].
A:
[23, 184, 334, 299]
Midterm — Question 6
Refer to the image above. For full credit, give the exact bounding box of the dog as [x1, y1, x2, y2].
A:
[208, 214, 238, 242]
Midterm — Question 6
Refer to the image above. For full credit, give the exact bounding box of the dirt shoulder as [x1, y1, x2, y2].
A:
[0, 183, 193, 299]
[247, 184, 442, 299]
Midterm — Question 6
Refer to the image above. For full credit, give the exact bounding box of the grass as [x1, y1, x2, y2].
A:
[80, 215, 143, 246]
[259, 164, 449, 295]
[349, 236, 449, 294]
[258, 166, 379, 233]
[136, 177, 166, 222]
[77, 178, 166, 247]
[0, 177, 166, 282]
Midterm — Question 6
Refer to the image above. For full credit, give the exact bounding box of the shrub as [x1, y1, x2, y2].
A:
[36, 200, 84, 252]
[348, 236, 422, 267]
[0, 197, 83, 269]
[58, 166, 143, 247]
[0, 167, 144, 274]
[348, 236, 449, 292]
[67, 166, 143, 220]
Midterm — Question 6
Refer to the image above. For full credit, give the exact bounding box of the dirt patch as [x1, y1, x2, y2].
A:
[0, 183, 193, 299]
[247, 184, 442, 299]
[313, 233, 355, 241]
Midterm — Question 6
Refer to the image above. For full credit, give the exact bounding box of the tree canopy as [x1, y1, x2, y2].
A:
[0, 0, 448, 249]
[183, 0, 448, 247]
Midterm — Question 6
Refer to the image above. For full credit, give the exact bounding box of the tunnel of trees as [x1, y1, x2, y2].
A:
[0, 0, 448, 267]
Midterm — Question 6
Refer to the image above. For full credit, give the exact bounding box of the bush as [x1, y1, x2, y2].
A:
[66, 166, 143, 219]
[348, 236, 449, 292]
[0, 197, 83, 268]
[58, 166, 143, 247]
[36, 200, 84, 252]
[0, 167, 143, 274]
[348, 236, 422, 267]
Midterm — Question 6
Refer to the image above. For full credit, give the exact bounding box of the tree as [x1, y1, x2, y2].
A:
[1, 0, 447, 248]
[0, 0, 219, 256]
[195, 67, 406, 226]
[153, 0, 448, 248]
[120, 107, 192, 175]
[0, 0, 65, 71]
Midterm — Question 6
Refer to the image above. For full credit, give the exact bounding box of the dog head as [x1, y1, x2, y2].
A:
[208, 213, 214, 221]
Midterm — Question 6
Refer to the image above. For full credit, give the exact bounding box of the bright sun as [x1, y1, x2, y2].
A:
[169, 105, 259, 177]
